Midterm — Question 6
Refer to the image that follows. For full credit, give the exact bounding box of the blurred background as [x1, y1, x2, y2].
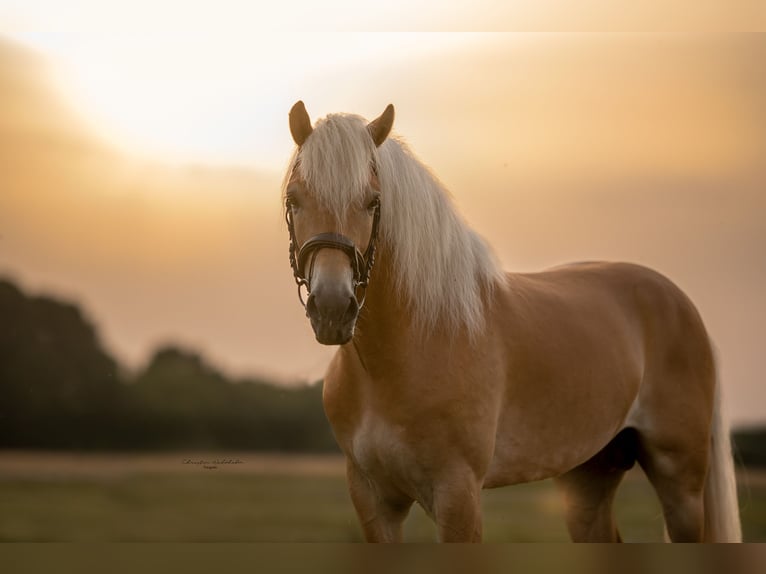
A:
[0, 2, 764, 541]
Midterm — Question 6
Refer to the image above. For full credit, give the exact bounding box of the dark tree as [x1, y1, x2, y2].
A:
[0, 277, 338, 451]
[0, 279, 126, 447]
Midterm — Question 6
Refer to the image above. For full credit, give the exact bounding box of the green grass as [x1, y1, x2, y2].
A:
[0, 457, 763, 542]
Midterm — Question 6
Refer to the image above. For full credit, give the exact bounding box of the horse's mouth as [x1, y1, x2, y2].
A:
[306, 290, 359, 346]
[311, 318, 355, 346]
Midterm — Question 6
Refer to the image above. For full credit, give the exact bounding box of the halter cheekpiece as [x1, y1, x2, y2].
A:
[285, 194, 381, 313]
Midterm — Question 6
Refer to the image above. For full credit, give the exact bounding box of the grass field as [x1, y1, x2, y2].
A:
[0, 451, 764, 542]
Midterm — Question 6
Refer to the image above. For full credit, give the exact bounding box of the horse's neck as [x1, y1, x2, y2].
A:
[351, 247, 464, 379]
[355, 248, 408, 342]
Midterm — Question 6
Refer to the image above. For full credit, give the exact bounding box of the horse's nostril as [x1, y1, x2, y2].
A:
[306, 293, 318, 317]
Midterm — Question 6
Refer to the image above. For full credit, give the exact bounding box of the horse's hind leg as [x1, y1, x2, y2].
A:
[635, 432, 707, 542]
[555, 428, 638, 542]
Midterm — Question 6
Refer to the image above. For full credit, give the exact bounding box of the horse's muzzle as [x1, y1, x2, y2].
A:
[306, 288, 360, 345]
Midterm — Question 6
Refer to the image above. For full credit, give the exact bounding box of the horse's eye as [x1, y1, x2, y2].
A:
[286, 196, 300, 210]
[366, 196, 380, 213]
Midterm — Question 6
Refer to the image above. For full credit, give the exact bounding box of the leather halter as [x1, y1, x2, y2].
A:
[285, 196, 381, 312]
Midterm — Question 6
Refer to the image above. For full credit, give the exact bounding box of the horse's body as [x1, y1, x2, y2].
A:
[282, 102, 741, 542]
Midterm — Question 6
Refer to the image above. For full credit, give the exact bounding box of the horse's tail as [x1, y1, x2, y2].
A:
[703, 368, 742, 542]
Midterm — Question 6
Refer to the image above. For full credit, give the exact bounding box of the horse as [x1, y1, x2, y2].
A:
[281, 100, 741, 542]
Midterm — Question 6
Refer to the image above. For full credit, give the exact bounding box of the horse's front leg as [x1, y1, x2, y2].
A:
[346, 460, 412, 542]
[433, 471, 484, 542]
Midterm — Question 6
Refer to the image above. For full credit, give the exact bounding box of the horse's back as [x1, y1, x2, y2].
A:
[505, 261, 711, 354]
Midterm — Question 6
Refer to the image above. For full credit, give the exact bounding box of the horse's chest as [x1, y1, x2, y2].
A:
[349, 412, 422, 492]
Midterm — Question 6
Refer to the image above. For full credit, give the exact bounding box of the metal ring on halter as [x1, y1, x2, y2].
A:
[297, 280, 310, 310]
[355, 284, 369, 309]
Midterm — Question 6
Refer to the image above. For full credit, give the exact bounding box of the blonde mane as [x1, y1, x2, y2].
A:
[283, 112, 504, 337]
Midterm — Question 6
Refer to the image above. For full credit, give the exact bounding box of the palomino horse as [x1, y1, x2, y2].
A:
[282, 101, 741, 542]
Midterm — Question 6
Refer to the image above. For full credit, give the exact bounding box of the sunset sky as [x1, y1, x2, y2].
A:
[0, 6, 764, 425]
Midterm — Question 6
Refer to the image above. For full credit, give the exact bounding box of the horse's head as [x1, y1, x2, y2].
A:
[284, 101, 394, 345]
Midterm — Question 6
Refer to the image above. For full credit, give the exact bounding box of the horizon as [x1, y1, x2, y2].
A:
[0, 28, 764, 425]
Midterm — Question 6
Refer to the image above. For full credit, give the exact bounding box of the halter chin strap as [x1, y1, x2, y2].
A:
[285, 198, 381, 312]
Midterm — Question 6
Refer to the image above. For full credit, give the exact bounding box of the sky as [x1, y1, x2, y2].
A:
[7, 29, 481, 167]
[0, 5, 764, 425]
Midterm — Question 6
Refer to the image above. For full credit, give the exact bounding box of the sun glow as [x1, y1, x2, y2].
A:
[2, 2, 483, 167]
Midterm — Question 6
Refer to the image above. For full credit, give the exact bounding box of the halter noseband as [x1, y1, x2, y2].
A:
[285, 196, 381, 312]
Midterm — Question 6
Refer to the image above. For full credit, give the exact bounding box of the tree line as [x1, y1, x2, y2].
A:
[1, 277, 764, 464]
[0, 278, 337, 452]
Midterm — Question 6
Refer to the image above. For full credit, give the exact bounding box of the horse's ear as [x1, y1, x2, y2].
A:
[289, 100, 313, 147]
[368, 104, 395, 147]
